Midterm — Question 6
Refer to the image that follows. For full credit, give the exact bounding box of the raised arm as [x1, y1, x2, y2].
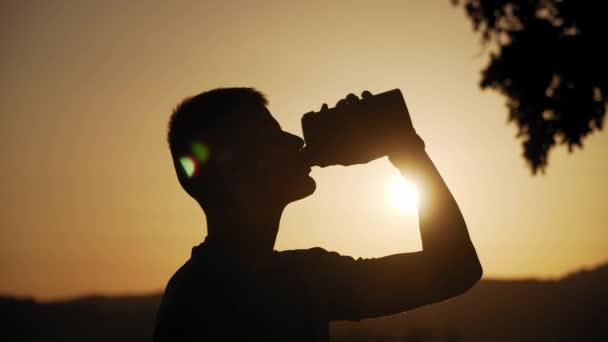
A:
[324, 135, 482, 321]
[392, 136, 482, 294]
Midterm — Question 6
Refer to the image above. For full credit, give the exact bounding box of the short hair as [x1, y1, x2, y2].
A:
[167, 87, 268, 162]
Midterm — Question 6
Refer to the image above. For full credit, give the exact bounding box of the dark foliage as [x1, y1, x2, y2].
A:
[453, 0, 607, 173]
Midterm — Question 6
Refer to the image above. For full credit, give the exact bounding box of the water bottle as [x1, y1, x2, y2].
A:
[301, 89, 417, 167]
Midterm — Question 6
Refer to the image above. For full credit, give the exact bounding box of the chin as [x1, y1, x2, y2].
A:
[286, 176, 316, 202]
[301, 176, 317, 197]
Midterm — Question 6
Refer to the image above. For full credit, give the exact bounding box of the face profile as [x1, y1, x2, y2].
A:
[168, 88, 315, 211]
[211, 104, 317, 205]
[253, 118, 317, 204]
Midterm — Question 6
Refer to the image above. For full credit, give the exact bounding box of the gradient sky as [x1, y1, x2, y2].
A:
[2, 0, 607, 300]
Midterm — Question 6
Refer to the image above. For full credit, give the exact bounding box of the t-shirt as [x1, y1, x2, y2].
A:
[153, 240, 368, 342]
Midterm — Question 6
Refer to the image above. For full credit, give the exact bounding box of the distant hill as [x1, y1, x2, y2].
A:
[2, 263, 607, 341]
[0, 294, 160, 342]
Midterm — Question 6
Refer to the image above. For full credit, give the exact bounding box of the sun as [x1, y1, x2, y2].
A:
[387, 176, 419, 213]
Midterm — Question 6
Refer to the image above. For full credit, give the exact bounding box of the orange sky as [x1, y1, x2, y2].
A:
[2, 0, 607, 300]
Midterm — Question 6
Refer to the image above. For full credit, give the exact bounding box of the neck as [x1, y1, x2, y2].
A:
[203, 201, 285, 265]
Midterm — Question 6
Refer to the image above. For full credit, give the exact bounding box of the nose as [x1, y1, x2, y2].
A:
[285, 132, 305, 150]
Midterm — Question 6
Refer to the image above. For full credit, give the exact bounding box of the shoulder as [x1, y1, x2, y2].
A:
[159, 259, 195, 305]
[276, 247, 361, 270]
[155, 256, 210, 340]
[277, 246, 340, 259]
[166, 259, 194, 288]
[278, 246, 362, 258]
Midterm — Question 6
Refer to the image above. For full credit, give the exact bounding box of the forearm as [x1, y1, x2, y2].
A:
[390, 139, 482, 288]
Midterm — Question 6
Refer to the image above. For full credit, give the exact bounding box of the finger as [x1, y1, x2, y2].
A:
[320, 103, 329, 111]
[361, 90, 373, 99]
[346, 93, 359, 103]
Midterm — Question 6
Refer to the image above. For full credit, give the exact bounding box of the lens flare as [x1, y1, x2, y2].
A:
[179, 156, 197, 178]
[192, 142, 209, 163]
[387, 176, 419, 213]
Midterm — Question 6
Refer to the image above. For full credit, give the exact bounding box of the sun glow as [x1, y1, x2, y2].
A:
[387, 177, 419, 213]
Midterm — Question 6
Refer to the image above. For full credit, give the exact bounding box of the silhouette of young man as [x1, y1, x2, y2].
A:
[154, 88, 482, 341]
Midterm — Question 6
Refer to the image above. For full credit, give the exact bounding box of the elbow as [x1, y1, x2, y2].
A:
[463, 258, 483, 291]
[450, 256, 483, 297]
[433, 254, 483, 300]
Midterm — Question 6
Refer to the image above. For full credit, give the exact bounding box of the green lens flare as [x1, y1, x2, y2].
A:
[179, 156, 196, 178]
[192, 142, 209, 163]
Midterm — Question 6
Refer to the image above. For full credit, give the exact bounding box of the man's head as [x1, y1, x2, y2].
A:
[168, 88, 315, 212]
